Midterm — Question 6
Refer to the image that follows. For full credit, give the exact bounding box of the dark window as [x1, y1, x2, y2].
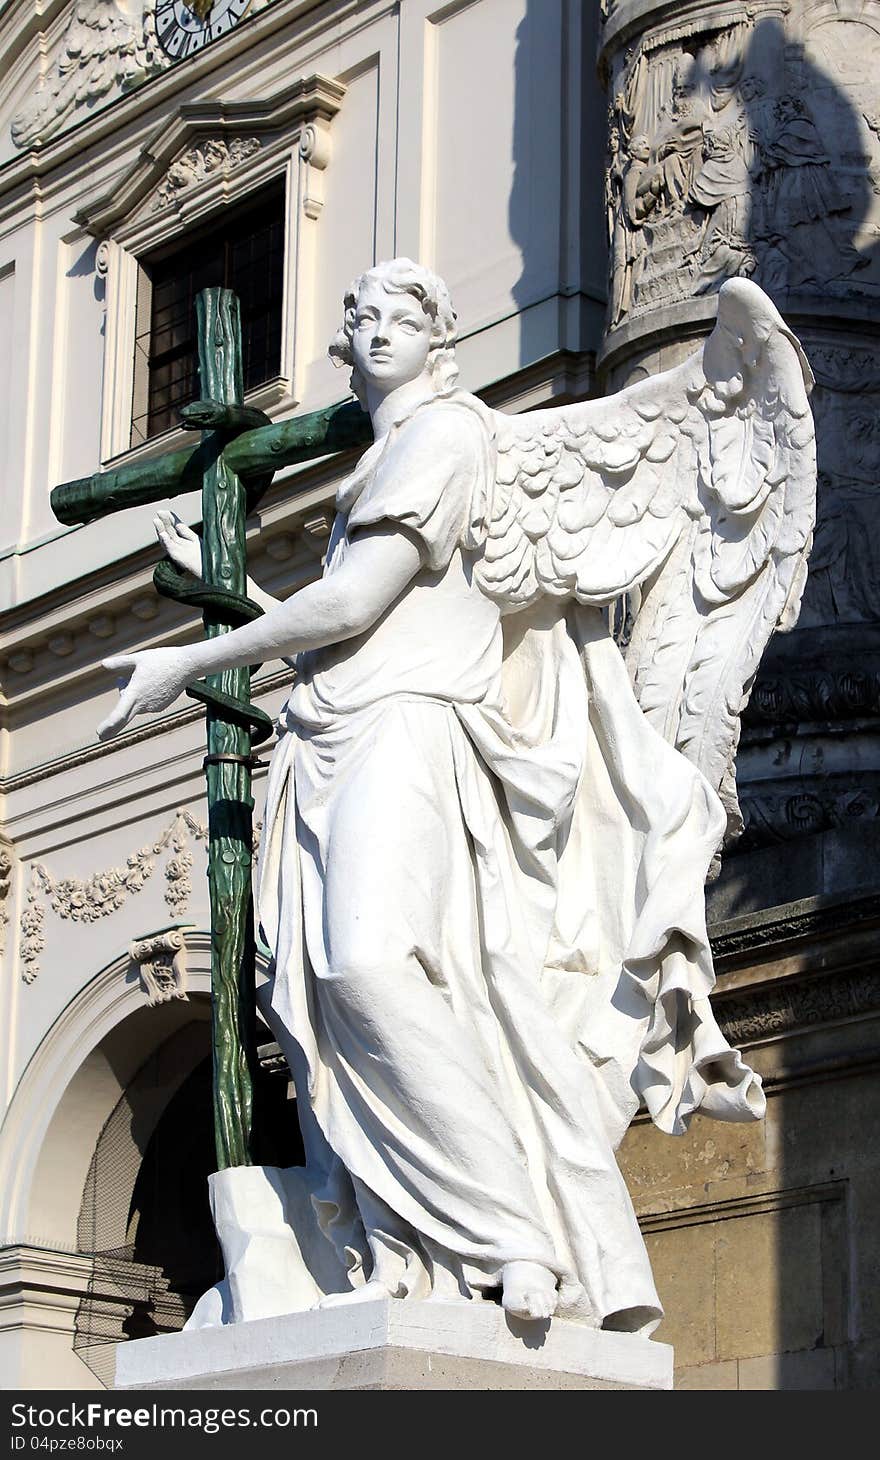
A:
[132, 185, 285, 445]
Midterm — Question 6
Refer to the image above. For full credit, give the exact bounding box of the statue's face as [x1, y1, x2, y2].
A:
[351, 278, 433, 394]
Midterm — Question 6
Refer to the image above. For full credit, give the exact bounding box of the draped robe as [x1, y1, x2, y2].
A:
[250, 390, 764, 1332]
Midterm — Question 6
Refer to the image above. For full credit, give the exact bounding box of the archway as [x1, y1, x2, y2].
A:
[0, 939, 214, 1389]
[0, 932, 303, 1388]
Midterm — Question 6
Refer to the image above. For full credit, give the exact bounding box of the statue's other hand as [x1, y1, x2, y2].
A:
[97, 648, 192, 740]
[154, 509, 203, 578]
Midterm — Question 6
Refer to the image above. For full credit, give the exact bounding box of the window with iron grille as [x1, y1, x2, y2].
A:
[131, 184, 285, 447]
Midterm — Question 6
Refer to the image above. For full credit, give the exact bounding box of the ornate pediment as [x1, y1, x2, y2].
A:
[74, 72, 345, 239]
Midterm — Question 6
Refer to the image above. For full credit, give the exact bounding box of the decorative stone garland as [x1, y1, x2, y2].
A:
[0, 846, 12, 957]
[20, 810, 207, 984]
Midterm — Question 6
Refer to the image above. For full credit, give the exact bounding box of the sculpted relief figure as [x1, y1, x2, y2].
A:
[611, 134, 659, 325]
[606, 16, 875, 325]
[608, 60, 713, 316]
[689, 117, 756, 290]
[655, 65, 705, 216]
[100, 261, 816, 1331]
[754, 91, 864, 289]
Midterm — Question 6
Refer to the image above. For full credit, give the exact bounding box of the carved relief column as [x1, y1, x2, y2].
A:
[600, 0, 880, 907]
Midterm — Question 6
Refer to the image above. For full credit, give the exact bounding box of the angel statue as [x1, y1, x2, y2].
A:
[99, 258, 815, 1333]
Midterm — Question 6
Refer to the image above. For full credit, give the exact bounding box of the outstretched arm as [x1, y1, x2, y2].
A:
[97, 525, 422, 739]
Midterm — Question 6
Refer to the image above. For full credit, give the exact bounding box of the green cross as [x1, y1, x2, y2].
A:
[51, 287, 372, 1169]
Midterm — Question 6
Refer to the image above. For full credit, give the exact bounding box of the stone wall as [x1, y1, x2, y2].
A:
[619, 893, 880, 1388]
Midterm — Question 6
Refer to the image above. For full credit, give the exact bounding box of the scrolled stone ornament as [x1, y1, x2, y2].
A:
[99, 260, 815, 1335]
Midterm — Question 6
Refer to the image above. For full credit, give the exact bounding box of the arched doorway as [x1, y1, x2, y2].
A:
[0, 934, 303, 1389]
[74, 1029, 304, 1386]
[71, 1019, 218, 1387]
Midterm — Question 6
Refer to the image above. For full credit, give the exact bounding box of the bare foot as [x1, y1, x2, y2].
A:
[501, 1261, 557, 1321]
[316, 1279, 393, 1309]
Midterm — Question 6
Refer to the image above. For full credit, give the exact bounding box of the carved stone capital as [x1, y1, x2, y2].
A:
[738, 774, 880, 851]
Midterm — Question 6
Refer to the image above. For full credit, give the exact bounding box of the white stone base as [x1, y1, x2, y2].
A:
[115, 1299, 672, 1390]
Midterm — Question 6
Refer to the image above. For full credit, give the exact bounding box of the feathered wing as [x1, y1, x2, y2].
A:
[474, 277, 816, 845]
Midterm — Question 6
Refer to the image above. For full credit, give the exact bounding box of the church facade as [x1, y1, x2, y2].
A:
[0, 0, 878, 1390]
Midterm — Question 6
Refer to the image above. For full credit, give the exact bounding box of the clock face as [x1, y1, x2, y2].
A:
[155, 0, 253, 61]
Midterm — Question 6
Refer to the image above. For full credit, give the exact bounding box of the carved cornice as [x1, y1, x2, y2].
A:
[0, 512, 325, 708]
[738, 772, 880, 852]
[0, 2, 70, 81]
[4, 591, 164, 681]
[709, 889, 880, 965]
[0, 1242, 96, 1282]
[74, 72, 346, 237]
[745, 663, 880, 730]
[0, 664, 289, 796]
[0, 1242, 188, 1349]
[600, 0, 790, 60]
[706, 881, 880, 1045]
[715, 967, 880, 1048]
[706, 892, 880, 1046]
[0, 1244, 98, 1330]
[599, 294, 880, 376]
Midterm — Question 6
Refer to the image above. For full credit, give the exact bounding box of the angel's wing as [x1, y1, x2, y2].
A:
[474, 277, 816, 844]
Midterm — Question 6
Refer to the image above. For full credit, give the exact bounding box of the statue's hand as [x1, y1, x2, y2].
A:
[154, 509, 203, 578]
[97, 647, 193, 740]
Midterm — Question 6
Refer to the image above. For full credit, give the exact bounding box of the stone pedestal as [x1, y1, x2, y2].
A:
[115, 1299, 673, 1391]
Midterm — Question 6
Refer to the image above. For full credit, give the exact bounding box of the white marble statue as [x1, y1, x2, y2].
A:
[99, 259, 815, 1331]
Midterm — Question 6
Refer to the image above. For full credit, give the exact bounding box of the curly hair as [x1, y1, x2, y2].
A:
[329, 258, 459, 405]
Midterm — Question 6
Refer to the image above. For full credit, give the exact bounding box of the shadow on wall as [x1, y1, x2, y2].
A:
[506, 0, 608, 385]
[601, 11, 880, 918]
[607, 16, 879, 325]
[498, 3, 880, 916]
